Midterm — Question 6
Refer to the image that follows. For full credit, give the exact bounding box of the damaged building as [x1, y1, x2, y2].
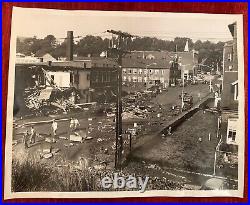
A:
[220, 22, 239, 148]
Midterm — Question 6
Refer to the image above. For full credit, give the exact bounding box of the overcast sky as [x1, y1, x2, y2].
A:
[12, 7, 242, 43]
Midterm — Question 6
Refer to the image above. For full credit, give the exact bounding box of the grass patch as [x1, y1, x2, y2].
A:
[12, 159, 96, 192]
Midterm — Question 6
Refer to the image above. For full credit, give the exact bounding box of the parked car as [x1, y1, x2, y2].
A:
[200, 178, 226, 190]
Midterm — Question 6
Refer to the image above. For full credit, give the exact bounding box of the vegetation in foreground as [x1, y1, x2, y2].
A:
[12, 157, 185, 192]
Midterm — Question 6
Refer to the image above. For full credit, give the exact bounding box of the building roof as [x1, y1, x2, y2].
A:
[224, 40, 233, 47]
[127, 50, 173, 60]
[74, 56, 117, 66]
[228, 22, 236, 38]
[16, 53, 197, 70]
[122, 57, 171, 69]
[35, 52, 56, 59]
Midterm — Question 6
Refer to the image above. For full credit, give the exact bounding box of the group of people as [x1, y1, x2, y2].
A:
[22, 118, 81, 148]
[70, 118, 80, 133]
[51, 118, 80, 137]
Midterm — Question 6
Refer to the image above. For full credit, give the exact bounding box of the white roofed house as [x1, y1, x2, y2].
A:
[35, 52, 57, 62]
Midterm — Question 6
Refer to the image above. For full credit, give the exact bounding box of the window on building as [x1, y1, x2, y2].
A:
[228, 129, 236, 141]
[228, 53, 232, 61]
[70, 73, 73, 84]
[102, 72, 106, 82]
[83, 62, 87, 68]
[123, 69, 127, 74]
[139, 69, 142, 74]
[228, 65, 233, 71]
[231, 81, 238, 101]
[227, 118, 238, 144]
[50, 75, 54, 81]
[123, 76, 127, 81]
[133, 78, 137, 82]
[129, 69, 132, 74]
[74, 73, 79, 84]
[95, 72, 99, 82]
[107, 71, 111, 82]
[149, 69, 152, 74]
[133, 69, 137, 74]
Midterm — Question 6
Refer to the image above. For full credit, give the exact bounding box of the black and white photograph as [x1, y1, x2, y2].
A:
[4, 7, 245, 199]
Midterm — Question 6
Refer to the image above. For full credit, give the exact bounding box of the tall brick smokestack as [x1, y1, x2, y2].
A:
[66, 31, 73, 61]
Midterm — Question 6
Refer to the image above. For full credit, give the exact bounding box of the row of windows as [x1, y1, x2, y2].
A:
[123, 76, 148, 82]
[123, 69, 165, 75]
[70, 73, 90, 84]
[91, 71, 115, 83]
[92, 63, 116, 68]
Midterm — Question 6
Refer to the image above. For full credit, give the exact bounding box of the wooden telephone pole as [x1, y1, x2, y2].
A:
[107, 30, 134, 170]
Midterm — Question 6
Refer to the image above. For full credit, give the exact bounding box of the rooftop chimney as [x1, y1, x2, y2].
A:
[66, 31, 73, 61]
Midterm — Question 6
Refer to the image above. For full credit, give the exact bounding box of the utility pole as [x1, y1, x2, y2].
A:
[213, 136, 222, 175]
[107, 30, 134, 170]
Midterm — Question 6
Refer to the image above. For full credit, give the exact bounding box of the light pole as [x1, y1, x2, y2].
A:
[180, 64, 190, 112]
[213, 136, 223, 175]
[145, 63, 157, 90]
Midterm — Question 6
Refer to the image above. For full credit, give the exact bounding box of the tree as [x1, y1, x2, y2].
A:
[75, 35, 108, 57]
[51, 41, 67, 58]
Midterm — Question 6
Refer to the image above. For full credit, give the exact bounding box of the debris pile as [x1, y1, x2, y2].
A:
[24, 87, 81, 115]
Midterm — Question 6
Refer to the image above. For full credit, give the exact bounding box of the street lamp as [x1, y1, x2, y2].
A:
[145, 63, 157, 90]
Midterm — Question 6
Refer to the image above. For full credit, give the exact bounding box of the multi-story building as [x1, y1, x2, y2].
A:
[174, 51, 199, 81]
[122, 58, 170, 88]
[124, 48, 199, 87]
[74, 56, 118, 102]
[220, 22, 239, 146]
[123, 51, 174, 88]
[15, 61, 92, 104]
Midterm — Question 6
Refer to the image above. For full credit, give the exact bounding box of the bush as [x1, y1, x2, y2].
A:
[12, 159, 96, 192]
[12, 159, 50, 192]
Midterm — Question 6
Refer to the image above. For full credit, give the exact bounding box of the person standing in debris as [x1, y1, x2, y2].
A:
[30, 127, 36, 144]
[70, 118, 74, 133]
[198, 93, 201, 101]
[23, 130, 29, 149]
[74, 118, 80, 131]
[51, 119, 58, 138]
[167, 127, 172, 135]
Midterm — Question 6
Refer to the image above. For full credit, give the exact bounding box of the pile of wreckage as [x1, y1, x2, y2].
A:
[24, 86, 81, 115]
